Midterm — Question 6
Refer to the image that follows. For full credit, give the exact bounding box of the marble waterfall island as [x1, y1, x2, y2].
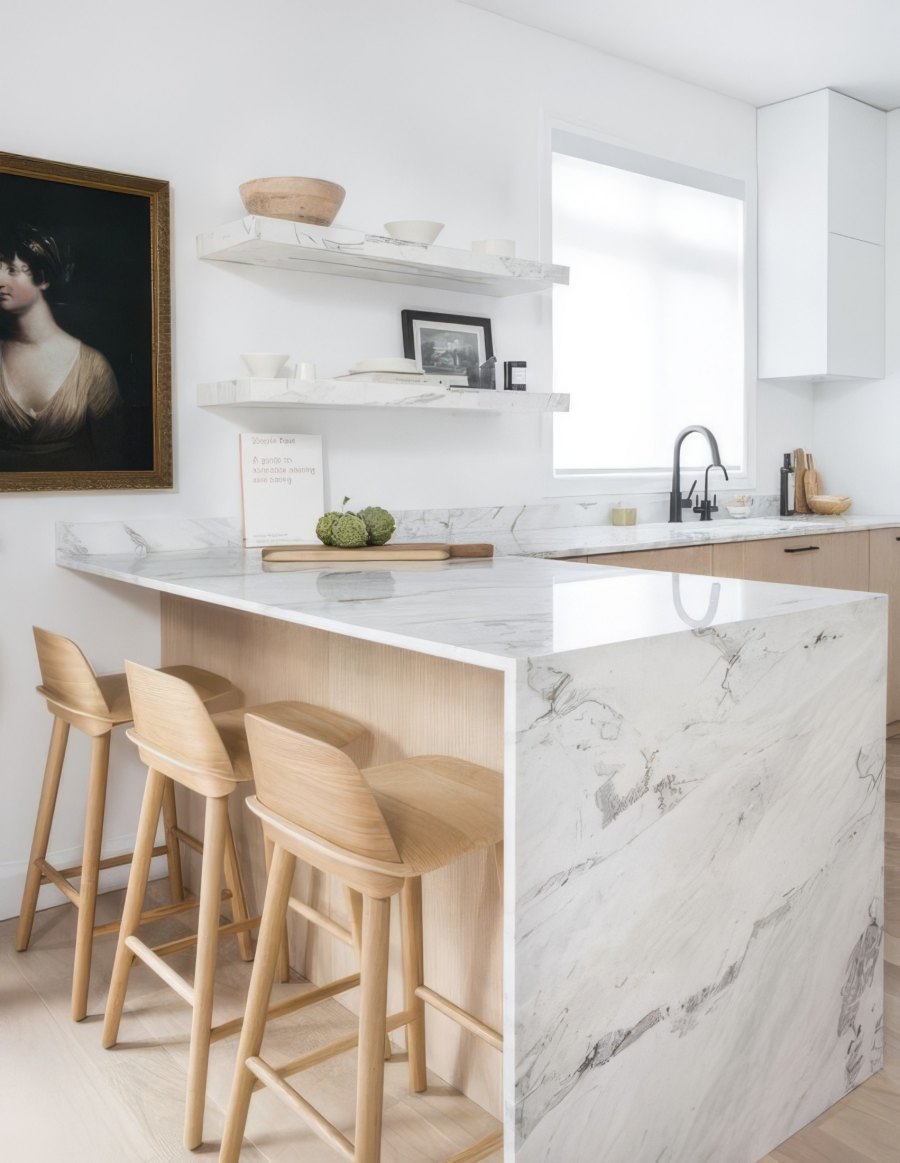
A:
[56, 530, 886, 1162]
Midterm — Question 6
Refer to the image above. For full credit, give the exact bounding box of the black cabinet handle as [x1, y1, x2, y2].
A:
[784, 546, 820, 554]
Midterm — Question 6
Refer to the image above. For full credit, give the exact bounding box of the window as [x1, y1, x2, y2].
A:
[551, 134, 746, 480]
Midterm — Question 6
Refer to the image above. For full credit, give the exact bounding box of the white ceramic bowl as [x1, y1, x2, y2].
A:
[726, 504, 753, 519]
[472, 238, 516, 258]
[241, 352, 289, 378]
[383, 220, 444, 245]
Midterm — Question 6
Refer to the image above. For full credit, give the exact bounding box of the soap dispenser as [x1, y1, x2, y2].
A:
[779, 453, 795, 517]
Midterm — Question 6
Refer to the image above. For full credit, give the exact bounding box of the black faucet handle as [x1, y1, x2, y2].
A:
[682, 479, 697, 508]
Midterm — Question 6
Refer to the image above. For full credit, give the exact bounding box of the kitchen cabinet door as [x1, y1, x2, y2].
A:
[869, 528, 900, 724]
[586, 545, 713, 574]
[711, 531, 869, 591]
[758, 89, 886, 380]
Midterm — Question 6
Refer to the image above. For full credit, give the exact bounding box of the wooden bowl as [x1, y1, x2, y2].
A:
[807, 494, 852, 515]
[239, 177, 346, 226]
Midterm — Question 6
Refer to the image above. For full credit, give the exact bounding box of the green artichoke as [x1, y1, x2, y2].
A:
[330, 513, 368, 548]
[315, 511, 343, 546]
[357, 505, 396, 546]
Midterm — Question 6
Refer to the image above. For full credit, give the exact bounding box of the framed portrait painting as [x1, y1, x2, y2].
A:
[0, 153, 171, 491]
[401, 309, 493, 387]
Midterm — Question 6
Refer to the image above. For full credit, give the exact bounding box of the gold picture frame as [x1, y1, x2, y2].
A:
[0, 152, 171, 491]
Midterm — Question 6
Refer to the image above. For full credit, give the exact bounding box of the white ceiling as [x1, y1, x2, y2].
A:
[461, 0, 900, 110]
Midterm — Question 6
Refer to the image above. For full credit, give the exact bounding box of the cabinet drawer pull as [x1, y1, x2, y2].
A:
[784, 546, 820, 554]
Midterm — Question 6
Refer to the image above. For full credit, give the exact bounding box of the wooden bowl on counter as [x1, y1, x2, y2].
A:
[807, 494, 852, 515]
[239, 176, 346, 225]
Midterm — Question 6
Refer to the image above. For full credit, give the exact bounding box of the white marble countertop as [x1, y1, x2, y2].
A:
[57, 540, 879, 671]
[484, 514, 900, 559]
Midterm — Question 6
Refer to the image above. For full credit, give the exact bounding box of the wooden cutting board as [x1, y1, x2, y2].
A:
[261, 542, 494, 562]
[804, 453, 823, 501]
[793, 448, 809, 513]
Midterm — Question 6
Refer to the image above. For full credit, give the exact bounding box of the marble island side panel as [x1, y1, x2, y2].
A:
[513, 597, 886, 1162]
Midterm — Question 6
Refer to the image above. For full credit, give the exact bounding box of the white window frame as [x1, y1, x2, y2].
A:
[538, 116, 757, 497]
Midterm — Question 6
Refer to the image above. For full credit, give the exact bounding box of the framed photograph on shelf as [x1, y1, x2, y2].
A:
[0, 152, 172, 491]
[401, 309, 493, 388]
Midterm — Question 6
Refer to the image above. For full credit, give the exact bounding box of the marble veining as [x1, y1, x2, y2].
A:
[513, 597, 885, 1160]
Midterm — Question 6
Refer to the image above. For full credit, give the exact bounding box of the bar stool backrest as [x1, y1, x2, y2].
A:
[245, 712, 402, 864]
[33, 626, 111, 717]
[125, 660, 235, 779]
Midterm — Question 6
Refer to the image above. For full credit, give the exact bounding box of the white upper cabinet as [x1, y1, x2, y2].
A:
[758, 89, 886, 381]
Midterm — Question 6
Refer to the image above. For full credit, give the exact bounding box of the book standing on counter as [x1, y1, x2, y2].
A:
[239, 433, 323, 548]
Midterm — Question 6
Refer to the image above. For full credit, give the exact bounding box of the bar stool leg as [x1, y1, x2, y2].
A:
[400, 877, 427, 1093]
[222, 811, 254, 962]
[184, 794, 229, 1150]
[264, 833, 291, 983]
[160, 778, 185, 902]
[220, 843, 297, 1163]
[71, 731, 111, 1021]
[16, 716, 70, 952]
[103, 766, 167, 1049]
[348, 888, 391, 1062]
[355, 894, 391, 1163]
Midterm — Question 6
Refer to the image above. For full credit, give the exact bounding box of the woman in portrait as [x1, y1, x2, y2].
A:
[0, 224, 124, 471]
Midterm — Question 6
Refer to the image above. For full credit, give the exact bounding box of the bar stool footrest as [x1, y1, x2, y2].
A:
[416, 986, 502, 1051]
[264, 1008, 416, 1089]
[125, 935, 196, 1005]
[211, 971, 361, 1045]
[35, 859, 80, 906]
[151, 914, 260, 960]
[246, 1056, 354, 1160]
[52, 843, 168, 882]
[92, 888, 233, 937]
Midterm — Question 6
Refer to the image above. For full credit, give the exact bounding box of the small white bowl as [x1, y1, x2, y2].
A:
[241, 353, 289, 378]
[726, 504, 753, 519]
[383, 220, 444, 245]
[472, 238, 516, 258]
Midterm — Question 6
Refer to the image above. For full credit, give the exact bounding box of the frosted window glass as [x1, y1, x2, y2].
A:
[552, 152, 745, 475]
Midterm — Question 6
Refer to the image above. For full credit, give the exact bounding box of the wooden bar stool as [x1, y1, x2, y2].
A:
[219, 713, 504, 1163]
[16, 626, 242, 1022]
[102, 661, 368, 1151]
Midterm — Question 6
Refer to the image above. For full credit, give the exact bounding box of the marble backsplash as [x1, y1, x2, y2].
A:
[394, 492, 779, 539]
[55, 494, 780, 556]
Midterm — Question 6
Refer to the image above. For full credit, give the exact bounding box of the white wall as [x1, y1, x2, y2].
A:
[0, 0, 813, 919]
[813, 110, 900, 509]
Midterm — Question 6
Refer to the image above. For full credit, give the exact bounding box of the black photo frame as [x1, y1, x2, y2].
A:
[401, 309, 493, 387]
[0, 152, 172, 491]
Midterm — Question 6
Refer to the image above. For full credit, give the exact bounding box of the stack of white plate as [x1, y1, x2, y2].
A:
[349, 358, 421, 375]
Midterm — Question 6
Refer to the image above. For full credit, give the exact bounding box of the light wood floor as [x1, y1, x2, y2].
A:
[0, 885, 501, 1161]
[2, 739, 897, 1162]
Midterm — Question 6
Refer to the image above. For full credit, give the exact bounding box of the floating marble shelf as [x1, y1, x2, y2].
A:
[196, 216, 569, 296]
[198, 378, 570, 413]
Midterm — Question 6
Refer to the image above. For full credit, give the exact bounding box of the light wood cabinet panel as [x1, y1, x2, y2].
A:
[585, 545, 713, 575]
[869, 528, 900, 724]
[711, 531, 869, 591]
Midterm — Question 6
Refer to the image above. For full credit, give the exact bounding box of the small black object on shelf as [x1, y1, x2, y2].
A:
[467, 356, 497, 390]
[504, 360, 526, 390]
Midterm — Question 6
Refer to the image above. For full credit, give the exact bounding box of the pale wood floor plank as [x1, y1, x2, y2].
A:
[1, 881, 500, 1161]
